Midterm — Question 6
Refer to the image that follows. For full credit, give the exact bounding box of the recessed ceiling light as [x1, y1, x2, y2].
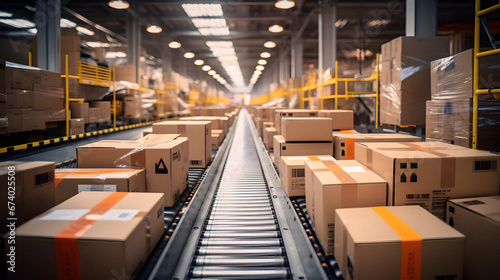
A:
[275, 0, 295, 9]
[184, 52, 195, 58]
[194, 59, 204, 65]
[268, 25, 283, 33]
[168, 41, 181, 48]
[263, 41, 276, 48]
[202, 65, 211, 71]
[260, 52, 271, 58]
[208, 70, 216, 75]
[108, 0, 129, 9]
[147, 25, 163, 34]
[213, 74, 221, 78]
[256, 65, 265, 71]
[254, 70, 262, 75]
[258, 59, 267, 65]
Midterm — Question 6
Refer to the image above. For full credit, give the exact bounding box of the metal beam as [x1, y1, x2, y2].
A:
[35, 0, 61, 72]
[126, 0, 141, 83]
[406, 0, 437, 36]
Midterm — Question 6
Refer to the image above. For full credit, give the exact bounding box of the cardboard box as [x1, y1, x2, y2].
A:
[0, 161, 55, 232]
[31, 110, 46, 130]
[335, 206, 464, 280]
[90, 101, 111, 123]
[318, 110, 354, 130]
[70, 102, 89, 122]
[152, 121, 212, 168]
[70, 118, 85, 135]
[211, 129, 223, 150]
[179, 116, 229, 136]
[274, 109, 318, 134]
[355, 141, 500, 220]
[7, 109, 31, 133]
[334, 133, 421, 160]
[88, 107, 101, 124]
[143, 127, 152, 137]
[54, 168, 146, 204]
[11, 192, 164, 280]
[263, 127, 278, 151]
[77, 134, 189, 207]
[282, 117, 332, 142]
[256, 118, 274, 137]
[304, 160, 387, 255]
[124, 95, 141, 119]
[446, 196, 500, 280]
[280, 155, 334, 197]
[190, 106, 228, 117]
[273, 135, 333, 166]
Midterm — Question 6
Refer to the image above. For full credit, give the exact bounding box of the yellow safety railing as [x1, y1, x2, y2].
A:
[78, 61, 114, 87]
[473, 0, 500, 149]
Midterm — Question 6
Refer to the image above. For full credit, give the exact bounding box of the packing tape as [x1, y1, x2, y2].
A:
[55, 169, 140, 187]
[339, 130, 358, 134]
[371, 206, 422, 280]
[307, 156, 321, 161]
[344, 138, 356, 160]
[54, 192, 129, 280]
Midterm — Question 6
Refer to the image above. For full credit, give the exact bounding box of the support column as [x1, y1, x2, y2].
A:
[406, 0, 437, 36]
[35, 0, 61, 72]
[126, 2, 141, 83]
[291, 36, 303, 79]
[320, 0, 337, 71]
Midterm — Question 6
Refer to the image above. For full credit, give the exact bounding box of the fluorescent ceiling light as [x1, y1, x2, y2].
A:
[256, 65, 265, 71]
[194, 59, 204, 65]
[275, 0, 295, 9]
[182, 4, 223, 17]
[168, 41, 181, 48]
[60, 18, 77, 28]
[0, 18, 35, 29]
[105, 51, 127, 58]
[202, 65, 211, 71]
[198, 27, 229, 36]
[108, 0, 129, 9]
[0, 11, 13, 17]
[206, 41, 233, 48]
[260, 52, 271, 58]
[208, 70, 216, 75]
[254, 70, 262, 75]
[258, 59, 267, 65]
[76, 26, 95, 36]
[85, 41, 123, 48]
[191, 18, 227, 28]
[184, 52, 195, 58]
[263, 41, 276, 48]
[28, 28, 37, 34]
[268, 25, 283, 33]
[367, 19, 390, 27]
[147, 24, 162, 33]
[335, 19, 349, 28]
[213, 74, 220, 78]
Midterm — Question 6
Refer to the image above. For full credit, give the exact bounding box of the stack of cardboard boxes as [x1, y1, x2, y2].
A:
[380, 36, 450, 126]
[426, 48, 500, 149]
[69, 101, 111, 126]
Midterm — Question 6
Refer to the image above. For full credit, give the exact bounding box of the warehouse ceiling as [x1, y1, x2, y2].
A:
[0, 0, 481, 93]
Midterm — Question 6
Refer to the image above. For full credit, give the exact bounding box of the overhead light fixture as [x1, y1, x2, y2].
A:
[268, 25, 283, 33]
[168, 41, 181, 48]
[208, 70, 216, 75]
[256, 65, 265, 71]
[335, 19, 349, 29]
[0, 18, 35, 29]
[194, 59, 204, 65]
[260, 52, 271, 58]
[147, 25, 163, 34]
[0, 11, 13, 18]
[202, 65, 211, 71]
[191, 18, 227, 28]
[76, 26, 95, 36]
[213, 74, 221, 79]
[198, 27, 229, 36]
[60, 18, 77, 28]
[184, 52, 195, 58]
[263, 41, 276, 48]
[108, 0, 129, 9]
[258, 59, 267, 65]
[182, 4, 223, 17]
[254, 70, 262, 75]
[275, 0, 295, 9]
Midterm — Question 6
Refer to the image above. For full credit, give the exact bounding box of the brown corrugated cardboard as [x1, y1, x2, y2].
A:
[304, 160, 387, 255]
[190, 106, 228, 117]
[273, 135, 333, 166]
[354, 141, 500, 220]
[70, 102, 89, 122]
[317, 110, 354, 130]
[335, 206, 464, 280]
[0, 161, 55, 232]
[70, 118, 85, 135]
[211, 129, 223, 150]
[31, 110, 46, 130]
[90, 101, 111, 123]
[446, 196, 500, 280]
[11, 192, 164, 280]
[124, 95, 141, 119]
[179, 116, 229, 136]
[88, 107, 101, 124]
[282, 117, 332, 142]
[54, 168, 146, 204]
[143, 127, 152, 137]
[334, 133, 421, 160]
[280, 155, 334, 197]
[7, 109, 31, 133]
[152, 121, 212, 168]
[77, 134, 189, 207]
[263, 127, 278, 151]
[274, 109, 318, 134]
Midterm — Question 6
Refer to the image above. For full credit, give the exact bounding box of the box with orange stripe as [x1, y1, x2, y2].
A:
[12, 192, 164, 280]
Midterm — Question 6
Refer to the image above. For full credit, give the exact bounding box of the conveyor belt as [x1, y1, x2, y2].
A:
[148, 109, 327, 279]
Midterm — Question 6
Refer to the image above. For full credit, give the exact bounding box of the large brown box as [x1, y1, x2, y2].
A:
[282, 117, 332, 142]
[10, 192, 164, 280]
[333, 133, 421, 160]
[6, 109, 32, 133]
[304, 160, 387, 255]
[70, 118, 85, 135]
[256, 118, 274, 137]
[446, 196, 500, 280]
[70, 102, 89, 122]
[263, 127, 278, 151]
[355, 141, 500, 220]
[274, 109, 318, 134]
[90, 101, 111, 123]
[0, 161, 55, 232]
[380, 36, 450, 126]
[335, 206, 464, 280]
[152, 121, 212, 168]
[273, 135, 333, 166]
[280, 155, 334, 197]
[211, 129, 223, 150]
[54, 168, 146, 204]
[77, 134, 189, 207]
[317, 110, 354, 130]
[190, 106, 229, 117]
[124, 95, 141, 119]
[179, 116, 229, 136]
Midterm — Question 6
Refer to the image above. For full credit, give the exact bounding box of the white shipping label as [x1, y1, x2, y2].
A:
[318, 156, 334, 160]
[341, 166, 366, 173]
[78, 184, 117, 192]
[40, 209, 89, 221]
[95, 173, 131, 179]
[286, 156, 309, 161]
[99, 209, 140, 221]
